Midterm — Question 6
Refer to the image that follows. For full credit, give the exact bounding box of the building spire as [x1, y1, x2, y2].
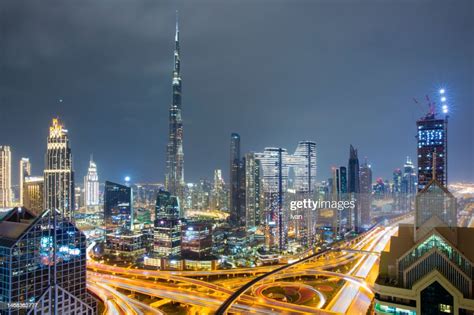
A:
[175, 10, 179, 43]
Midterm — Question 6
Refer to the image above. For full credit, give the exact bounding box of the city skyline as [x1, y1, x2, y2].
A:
[1, 1, 473, 185]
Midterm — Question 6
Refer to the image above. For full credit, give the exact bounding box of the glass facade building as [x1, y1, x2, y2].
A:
[103, 181, 132, 233]
[43, 118, 75, 220]
[416, 115, 447, 191]
[154, 190, 181, 258]
[0, 207, 96, 315]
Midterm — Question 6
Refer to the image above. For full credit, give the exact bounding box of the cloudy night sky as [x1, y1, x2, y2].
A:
[1, 0, 473, 185]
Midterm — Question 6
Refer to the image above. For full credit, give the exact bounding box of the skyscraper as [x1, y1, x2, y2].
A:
[359, 159, 372, 227]
[347, 145, 360, 230]
[256, 147, 289, 252]
[211, 169, 227, 210]
[290, 141, 317, 244]
[0, 207, 97, 315]
[44, 118, 74, 220]
[229, 133, 245, 227]
[245, 152, 261, 231]
[0, 146, 12, 208]
[416, 105, 448, 191]
[401, 156, 417, 195]
[19, 157, 31, 205]
[23, 176, 44, 215]
[104, 180, 133, 232]
[165, 13, 185, 206]
[154, 190, 181, 259]
[84, 156, 100, 207]
[401, 156, 417, 212]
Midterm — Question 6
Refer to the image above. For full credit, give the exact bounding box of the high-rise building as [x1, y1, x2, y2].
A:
[211, 169, 227, 210]
[165, 13, 185, 208]
[44, 118, 74, 220]
[256, 147, 289, 252]
[289, 141, 317, 244]
[416, 108, 448, 191]
[229, 133, 245, 227]
[392, 167, 404, 214]
[359, 159, 372, 227]
[23, 176, 44, 215]
[19, 157, 31, 205]
[104, 180, 133, 232]
[0, 207, 97, 314]
[245, 152, 261, 231]
[348, 145, 360, 230]
[401, 156, 417, 212]
[401, 156, 417, 195]
[337, 166, 347, 195]
[181, 222, 213, 260]
[0, 146, 12, 208]
[291, 141, 317, 193]
[84, 156, 100, 207]
[154, 190, 181, 258]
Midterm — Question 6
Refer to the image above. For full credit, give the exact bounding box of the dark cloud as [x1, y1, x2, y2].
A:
[1, 0, 473, 185]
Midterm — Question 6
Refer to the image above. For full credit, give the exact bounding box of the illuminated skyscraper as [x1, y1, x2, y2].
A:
[0, 146, 12, 208]
[23, 176, 44, 215]
[84, 156, 100, 207]
[256, 147, 289, 252]
[347, 145, 360, 230]
[44, 118, 74, 220]
[229, 133, 245, 227]
[211, 169, 227, 210]
[19, 157, 31, 205]
[290, 141, 317, 244]
[154, 190, 181, 259]
[0, 207, 97, 315]
[401, 156, 417, 195]
[165, 12, 185, 206]
[359, 159, 372, 227]
[104, 180, 132, 232]
[245, 152, 261, 231]
[416, 95, 448, 191]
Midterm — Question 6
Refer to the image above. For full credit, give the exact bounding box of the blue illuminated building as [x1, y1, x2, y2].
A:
[0, 207, 96, 314]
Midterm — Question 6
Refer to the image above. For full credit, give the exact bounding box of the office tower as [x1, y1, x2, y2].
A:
[347, 145, 360, 194]
[416, 106, 448, 191]
[23, 176, 44, 215]
[211, 169, 227, 210]
[84, 157, 100, 207]
[347, 145, 360, 230]
[229, 133, 245, 227]
[359, 160, 372, 227]
[392, 168, 403, 212]
[165, 13, 185, 206]
[0, 146, 12, 208]
[44, 118, 75, 220]
[401, 156, 417, 211]
[290, 141, 317, 244]
[104, 180, 133, 232]
[181, 222, 213, 259]
[19, 157, 31, 205]
[375, 177, 474, 314]
[245, 152, 261, 231]
[256, 147, 289, 252]
[402, 156, 417, 195]
[0, 207, 97, 314]
[154, 190, 181, 258]
[337, 166, 347, 195]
